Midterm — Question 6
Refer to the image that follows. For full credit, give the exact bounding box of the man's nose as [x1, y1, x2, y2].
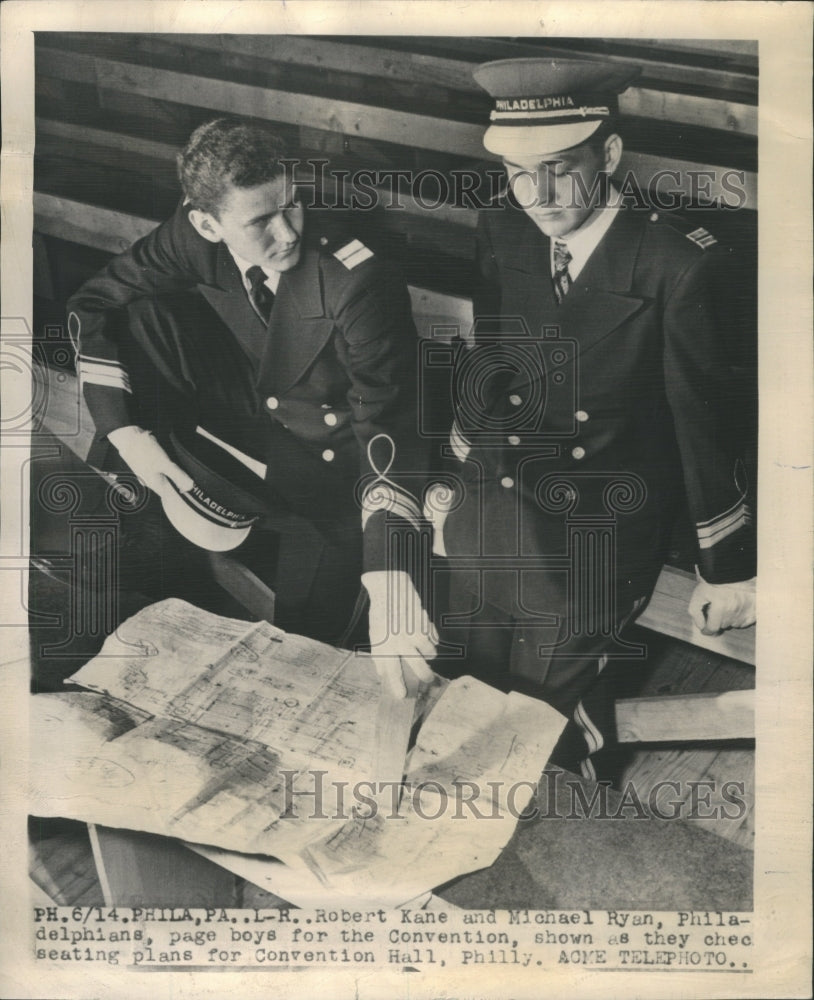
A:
[536, 164, 562, 207]
[268, 212, 296, 244]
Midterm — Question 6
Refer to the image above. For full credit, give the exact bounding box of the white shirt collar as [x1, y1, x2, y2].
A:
[228, 247, 281, 294]
[548, 185, 621, 281]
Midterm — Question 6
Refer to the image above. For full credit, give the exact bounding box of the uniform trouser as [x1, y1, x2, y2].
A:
[111, 292, 363, 645]
[435, 568, 653, 782]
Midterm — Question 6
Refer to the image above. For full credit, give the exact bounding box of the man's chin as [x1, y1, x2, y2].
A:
[266, 245, 302, 272]
[527, 211, 572, 237]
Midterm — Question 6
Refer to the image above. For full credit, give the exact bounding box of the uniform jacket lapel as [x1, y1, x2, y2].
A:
[259, 247, 331, 394]
[496, 207, 647, 401]
[555, 206, 646, 353]
[202, 244, 270, 364]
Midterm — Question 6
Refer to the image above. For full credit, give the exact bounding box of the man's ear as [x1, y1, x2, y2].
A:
[188, 208, 223, 244]
[603, 134, 623, 175]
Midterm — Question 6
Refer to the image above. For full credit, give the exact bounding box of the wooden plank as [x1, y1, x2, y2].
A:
[34, 192, 156, 254]
[620, 150, 756, 209]
[409, 286, 473, 340]
[169, 34, 758, 135]
[36, 47, 490, 161]
[35, 46, 758, 191]
[636, 38, 758, 59]
[35, 119, 480, 237]
[379, 37, 758, 102]
[89, 824, 237, 907]
[207, 551, 276, 625]
[175, 32, 482, 94]
[29, 829, 103, 906]
[32, 233, 55, 300]
[616, 690, 754, 742]
[620, 87, 756, 136]
[33, 361, 96, 460]
[36, 116, 181, 164]
[635, 566, 756, 665]
[621, 744, 754, 849]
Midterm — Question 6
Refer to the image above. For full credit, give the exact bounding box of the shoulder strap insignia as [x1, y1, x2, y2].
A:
[333, 238, 374, 270]
[648, 212, 718, 249]
[685, 226, 718, 249]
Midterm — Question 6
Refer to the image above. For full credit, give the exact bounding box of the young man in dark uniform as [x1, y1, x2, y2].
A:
[431, 59, 756, 776]
[68, 118, 435, 692]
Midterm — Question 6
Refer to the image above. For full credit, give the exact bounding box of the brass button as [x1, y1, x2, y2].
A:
[322, 449, 335, 462]
[500, 476, 514, 489]
[575, 410, 589, 422]
[508, 435, 520, 446]
[572, 446, 586, 460]
[266, 396, 279, 410]
[324, 412, 338, 426]
[509, 394, 522, 406]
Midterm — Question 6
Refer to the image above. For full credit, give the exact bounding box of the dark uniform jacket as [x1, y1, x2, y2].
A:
[67, 202, 428, 572]
[444, 201, 756, 620]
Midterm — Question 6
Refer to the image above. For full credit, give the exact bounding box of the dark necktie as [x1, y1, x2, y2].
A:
[552, 241, 573, 304]
[246, 265, 275, 325]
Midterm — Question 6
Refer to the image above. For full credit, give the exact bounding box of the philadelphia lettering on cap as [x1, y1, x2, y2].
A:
[180, 482, 261, 529]
[491, 93, 614, 124]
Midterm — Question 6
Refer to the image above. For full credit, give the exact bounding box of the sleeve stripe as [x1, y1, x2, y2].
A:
[696, 490, 748, 528]
[697, 504, 751, 549]
[574, 700, 603, 755]
[78, 353, 127, 368]
[79, 369, 132, 393]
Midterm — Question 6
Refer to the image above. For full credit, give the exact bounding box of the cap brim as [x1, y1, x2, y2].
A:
[484, 120, 603, 158]
[161, 484, 253, 552]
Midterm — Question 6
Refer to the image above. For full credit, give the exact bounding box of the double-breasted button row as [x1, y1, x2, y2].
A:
[267, 396, 340, 428]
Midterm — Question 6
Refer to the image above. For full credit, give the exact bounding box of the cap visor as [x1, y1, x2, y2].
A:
[484, 120, 602, 158]
[161, 485, 253, 552]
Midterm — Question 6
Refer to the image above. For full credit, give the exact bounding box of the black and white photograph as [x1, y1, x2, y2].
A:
[1, 3, 811, 999]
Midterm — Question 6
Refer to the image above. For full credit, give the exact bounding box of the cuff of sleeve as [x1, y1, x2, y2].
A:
[696, 529, 756, 584]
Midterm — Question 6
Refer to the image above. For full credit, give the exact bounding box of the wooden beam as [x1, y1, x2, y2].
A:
[36, 47, 490, 161]
[89, 824, 236, 907]
[34, 193, 155, 255]
[616, 690, 754, 743]
[620, 150, 755, 209]
[634, 565, 755, 665]
[371, 36, 758, 102]
[166, 34, 758, 135]
[36, 46, 758, 193]
[35, 119, 479, 234]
